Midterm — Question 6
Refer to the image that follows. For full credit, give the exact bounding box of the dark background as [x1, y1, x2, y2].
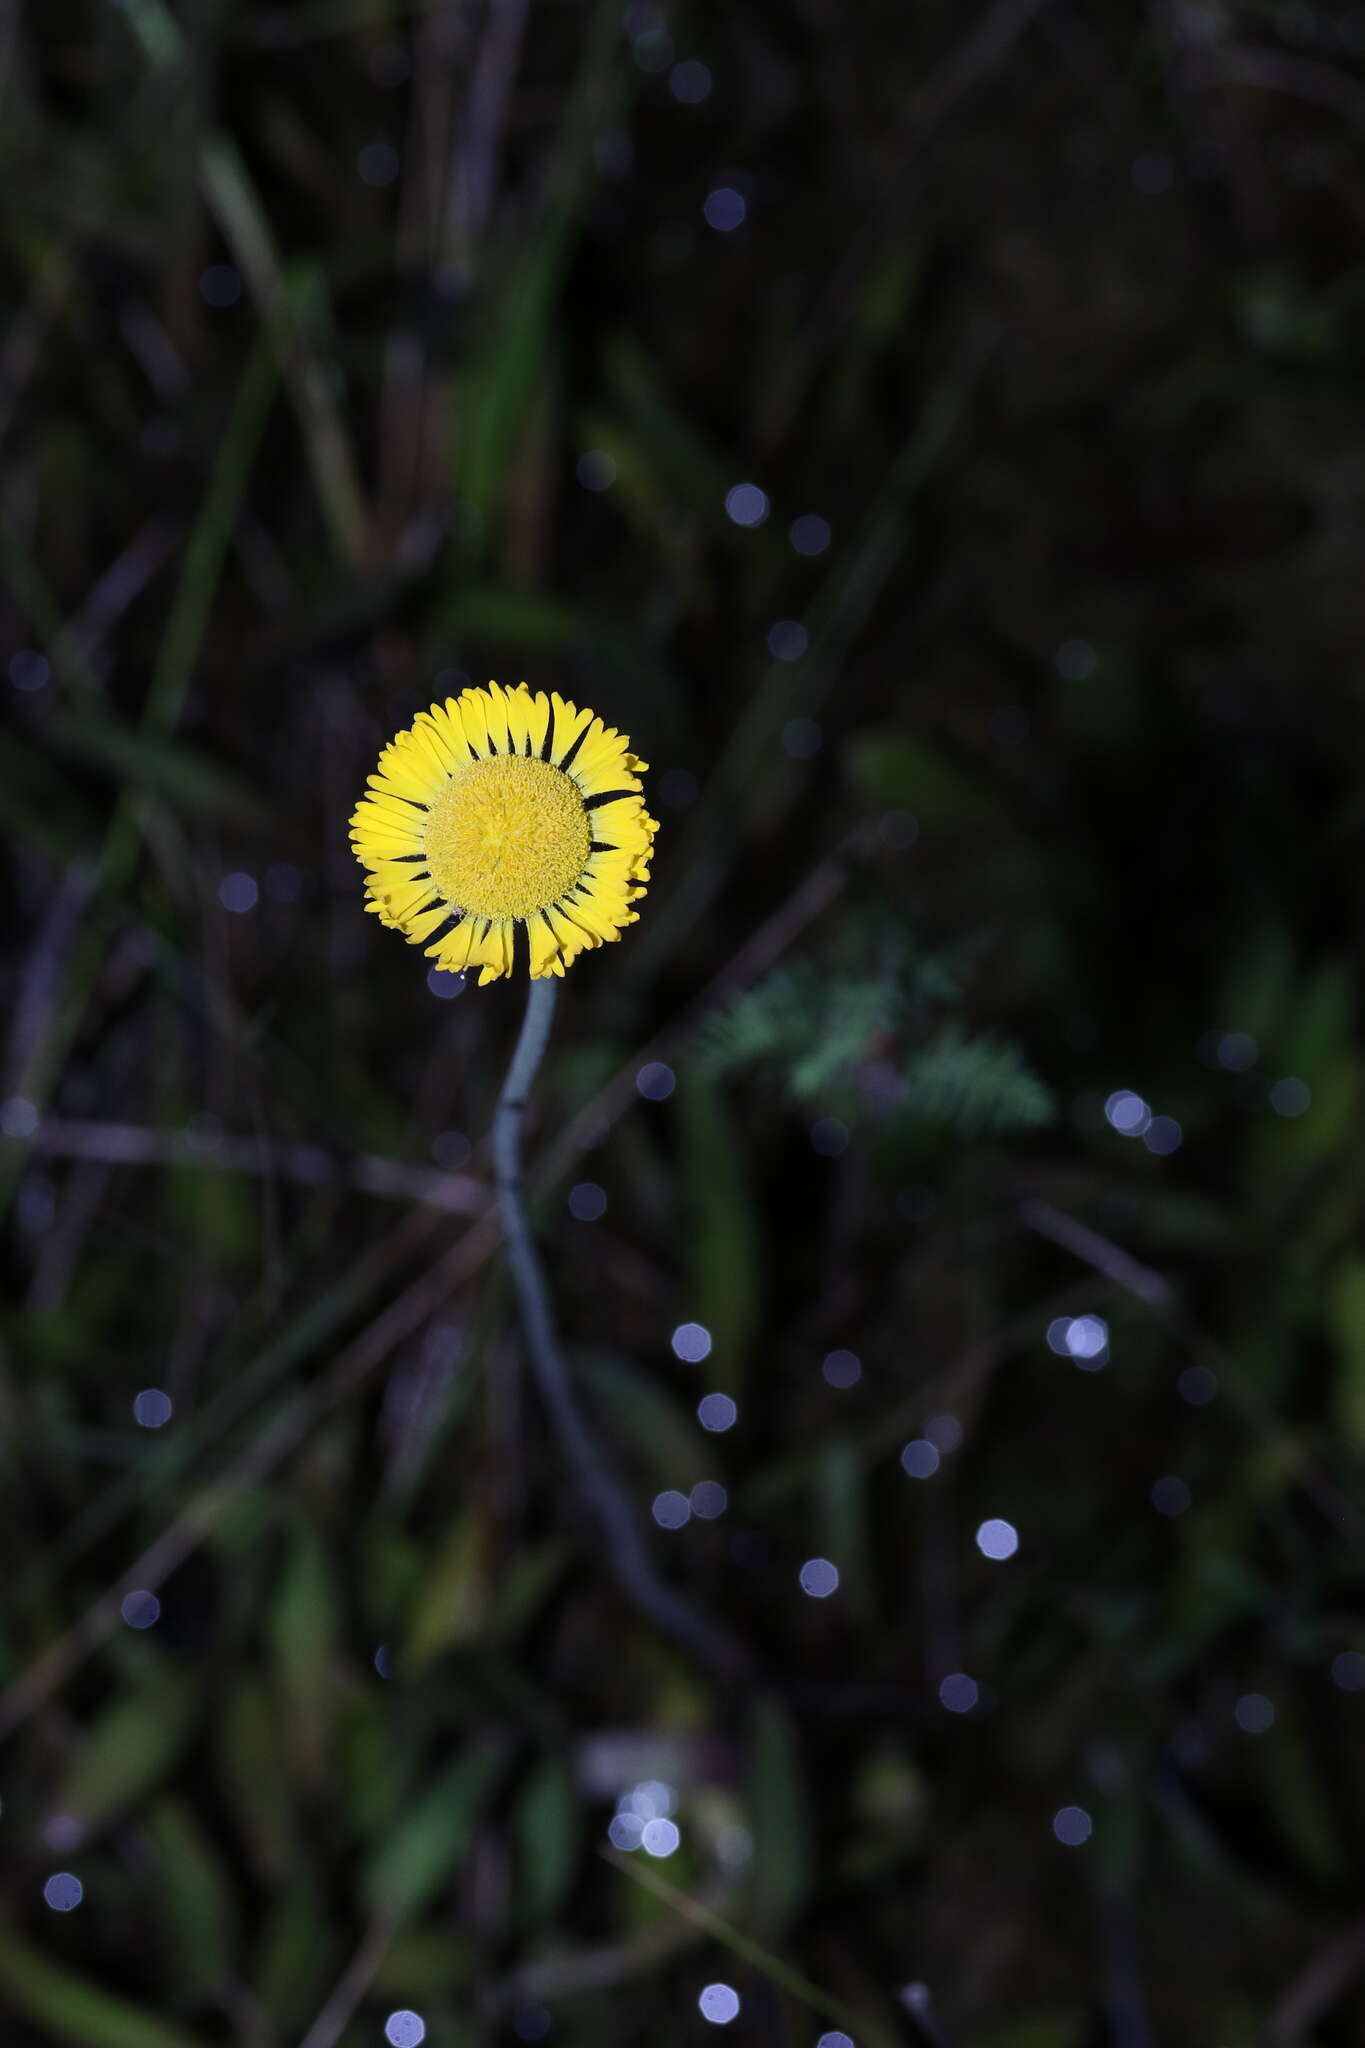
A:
[4, 1, 1365, 2043]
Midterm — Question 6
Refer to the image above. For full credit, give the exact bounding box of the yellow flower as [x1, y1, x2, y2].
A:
[350, 681, 657, 985]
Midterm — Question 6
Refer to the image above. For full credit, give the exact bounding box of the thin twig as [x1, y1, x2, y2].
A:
[296, 1915, 394, 2048]
[4, 867, 96, 1095]
[22, 1118, 484, 1216]
[1017, 1197, 1172, 1308]
[450, 0, 533, 261]
[1187, 44, 1365, 131]
[1265, 1914, 1365, 2046]
[491, 1878, 727, 2007]
[494, 980, 752, 1683]
[599, 1847, 900, 2048]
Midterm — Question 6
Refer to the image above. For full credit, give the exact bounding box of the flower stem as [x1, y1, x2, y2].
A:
[493, 978, 752, 1682]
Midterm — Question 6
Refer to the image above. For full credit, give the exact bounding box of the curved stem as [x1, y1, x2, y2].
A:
[494, 978, 751, 1683]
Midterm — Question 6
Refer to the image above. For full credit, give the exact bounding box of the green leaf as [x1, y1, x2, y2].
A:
[0, 1932, 209, 2048]
[402, 1508, 491, 1670]
[364, 1742, 506, 1923]
[901, 1024, 1053, 1134]
[216, 1676, 296, 1878]
[49, 707, 270, 826]
[1260, 1702, 1346, 1884]
[269, 1516, 341, 1777]
[578, 1350, 704, 1481]
[62, 1674, 196, 1825]
[145, 1798, 239, 2002]
[746, 1697, 812, 1938]
[844, 730, 1009, 830]
[511, 1752, 580, 1927]
[253, 1859, 336, 2028]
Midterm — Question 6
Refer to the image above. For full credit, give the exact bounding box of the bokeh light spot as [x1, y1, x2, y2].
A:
[384, 2013, 427, 2048]
[426, 968, 466, 1000]
[939, 1672, 979, 1714]
[925, 1413, 963, 1452]
[670, 59, 712, 102]
[790, 513, 831, 555]
[1052, 1804, 1093, 1846]
[1151, 1475, 1192, 1517]
[783, 717, 823, 760]
[1331, 1650, 1365, 1692]
[2, 1097, 40, 1139]
[576, 450, 617, 491]
[199, 264, 242, 308]
[703, 186, 746, 232]
[1269, 1076, 1311, 1117]
[900, 1439, 940, 1480]
[1235, 1692, 1275, 1734]
[218, 871, 259, 914]
[120, 1590, 161, 1630]
[698, 1392, 737, 1432]
[724, 482, 768, 527]
[690, 1480, 728, 1519]
[821, 1349, 862, 1389]
[767, 619, 808, 661]
[976, 1518, 1019, 1561]
[1055, 638, 1095, 679]
[1216, 1031, 1258, 1072]
[672, 1321, 712, 1362]
[1104, 1089, 1152, 1136]
[799, 1557, 840, 1598]
[358, 141, 400, 187]
[641, 1817, 680, 1857]
[9, 650, 50, 691]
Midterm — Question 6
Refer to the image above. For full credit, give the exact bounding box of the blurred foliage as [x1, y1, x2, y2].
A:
[4, 0, 1365, 2045]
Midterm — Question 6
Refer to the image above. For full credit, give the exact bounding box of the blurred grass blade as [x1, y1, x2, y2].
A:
[0, 1932, 209, 2048]
[601, 1846, 898, 2048]
[512, 1752, 580, 1929]
[364, 1742, 506, 1923]
[115, 0, 368, 565]
[0, 517, 103, 701]
[452, 0, 622, 559]
[62, 1674, 197, 1827]
[269, 1516, 341, 1779]
[142, 328, 277, 738]
[201, 140, 368, 567]
[146, 1798, 240, 2004]
[746, 1696, 813, 1939]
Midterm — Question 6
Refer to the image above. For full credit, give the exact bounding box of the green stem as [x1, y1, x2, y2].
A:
[493, 978, 751, 1682]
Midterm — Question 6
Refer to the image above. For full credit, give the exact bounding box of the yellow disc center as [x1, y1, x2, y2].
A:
[424, 754, 591, 921]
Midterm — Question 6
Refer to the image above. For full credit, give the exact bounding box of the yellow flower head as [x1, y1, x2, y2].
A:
[350, 682, 657, 985]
